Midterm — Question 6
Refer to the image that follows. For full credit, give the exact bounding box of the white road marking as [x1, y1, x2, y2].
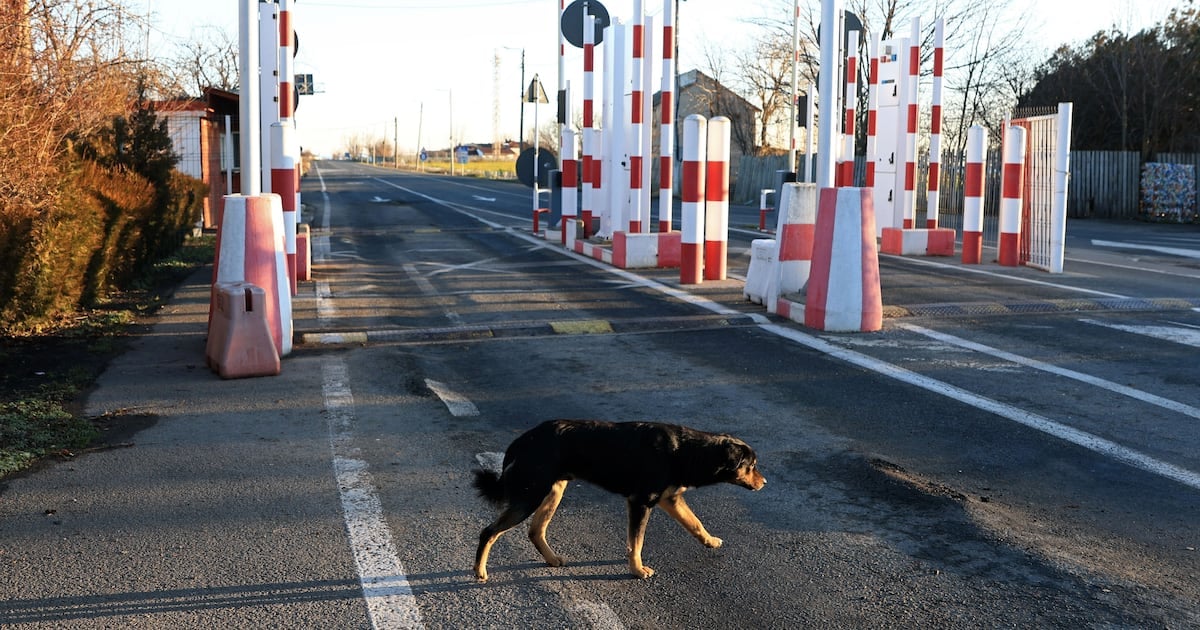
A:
[897, 323, 1200, 421]
[324, 361, 425, 630]
[881, 253, 1132, 299]
[1080, 318, 1200, 348]
[425, 379, 480, 417]
[566, 601, 627, 630]
[474, 451, 504, 475]
[1091, 239, 1200, 259]
[317, 164, 425, 629]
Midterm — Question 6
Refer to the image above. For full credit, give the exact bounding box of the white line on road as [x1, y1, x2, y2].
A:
[318, 164, 425, 628]
[1091, 239, 1200, 259]
[324, 360, 425, 629]
[1080, 318, 1200, 348]
[897, 323, 1200, 420]
[425, 379, 480, 417]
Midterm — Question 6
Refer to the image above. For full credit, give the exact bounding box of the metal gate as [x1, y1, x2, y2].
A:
[1010, 103, 1073, 272]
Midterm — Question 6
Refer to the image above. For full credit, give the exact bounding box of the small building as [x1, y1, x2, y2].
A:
[155, 87, 241, 229]
[651, 69, 760, 194]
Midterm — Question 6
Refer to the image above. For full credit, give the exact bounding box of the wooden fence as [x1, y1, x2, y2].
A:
[734, 151, 1200, 223]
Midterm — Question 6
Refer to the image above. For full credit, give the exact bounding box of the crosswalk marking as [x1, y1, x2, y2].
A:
[1080, 318, 1200, 348]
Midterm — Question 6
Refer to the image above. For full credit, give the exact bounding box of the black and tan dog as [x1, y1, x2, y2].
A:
[472, 419, 765, 581]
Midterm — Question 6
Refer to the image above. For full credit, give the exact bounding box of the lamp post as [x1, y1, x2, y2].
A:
[503, 47, 526, 150]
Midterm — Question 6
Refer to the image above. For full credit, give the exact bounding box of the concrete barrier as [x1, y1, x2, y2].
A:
[206, 282, 281, 379]
[212, 194, 293, 357]
[804, 187, 882, 332]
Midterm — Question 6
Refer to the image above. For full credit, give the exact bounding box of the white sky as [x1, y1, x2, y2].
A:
[144, 0, 1184, 157]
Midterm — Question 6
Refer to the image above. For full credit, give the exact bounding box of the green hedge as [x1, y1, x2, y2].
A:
[0, 160, 207, 332]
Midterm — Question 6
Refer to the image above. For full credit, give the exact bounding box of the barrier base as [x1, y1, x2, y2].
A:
[880, 227, 956, 256]
[206, 282, 281, 379]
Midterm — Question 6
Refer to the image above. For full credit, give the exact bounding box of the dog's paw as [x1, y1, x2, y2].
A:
[475, 570, 489, 582]
[631, 565, 655, 579]
[545, 554, 567, 567]
[703, 536, 723, 549]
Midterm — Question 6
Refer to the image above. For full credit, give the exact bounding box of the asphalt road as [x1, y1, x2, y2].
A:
[1, 160, 1198, 628]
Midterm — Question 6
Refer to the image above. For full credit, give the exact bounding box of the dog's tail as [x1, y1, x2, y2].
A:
[472, 468, 507, 507]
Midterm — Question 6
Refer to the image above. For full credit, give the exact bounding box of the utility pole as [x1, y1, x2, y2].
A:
[394, 117, 399, 169]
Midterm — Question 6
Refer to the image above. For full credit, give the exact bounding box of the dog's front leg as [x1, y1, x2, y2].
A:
[625, 499, 655, 578]
[658, 491, 722, 549]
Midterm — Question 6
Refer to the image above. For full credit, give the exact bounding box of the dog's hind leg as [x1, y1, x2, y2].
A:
[657, 490, 723, 549]
[625, 499, 656, 578]
[475, 502, 537, 582]
[527, 479, 568, 568]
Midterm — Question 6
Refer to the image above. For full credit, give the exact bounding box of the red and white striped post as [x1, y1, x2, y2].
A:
[277, 0, 301, 291]
[902, 17, 920, 228]
[561, 126, 578, 248]
[926, 18, 945, 228]
[839, 30, 858, 187]
[962, 124, 986, 264]
[759, 189, 774, 231]
[629, 0, 645, 233]
[581, 12, 596, 237]
[999, 124, 1027, 267]
[658, 0, 675, 233]
[680, 115, 706, 284]
[865, 32, 880, 189]
[705, 116, 731, 281]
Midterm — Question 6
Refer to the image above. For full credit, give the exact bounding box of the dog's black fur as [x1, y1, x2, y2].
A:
[472, 419, 765, 581]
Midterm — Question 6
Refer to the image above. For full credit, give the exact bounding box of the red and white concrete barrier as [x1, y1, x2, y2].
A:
[206, 281, 281, 379]
[680, 114, 706, 284]
[212, 194, 293, 358]
[999, 124, 1027, 267]
[962, 124, 986, 264]
[704, 116, 730, 281]
[773, 182, 817, 301]
[804, 187, 882, 332]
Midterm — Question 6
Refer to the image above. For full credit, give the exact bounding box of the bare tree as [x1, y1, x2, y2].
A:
[161, 24, 238, 97]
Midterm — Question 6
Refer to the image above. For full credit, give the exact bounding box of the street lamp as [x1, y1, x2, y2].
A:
[502, 47, 526, 150]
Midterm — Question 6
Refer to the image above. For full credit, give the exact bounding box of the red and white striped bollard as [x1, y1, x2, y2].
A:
[704, 116, 730, 281]
[680, 115, 706, 284]
[962, 124, 986, 264]
[998, 125, 1027, 267]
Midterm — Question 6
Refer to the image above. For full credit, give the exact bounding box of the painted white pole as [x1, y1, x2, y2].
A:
[238, 0, 261, 196]
[680, 114, 706, 284]
[927, 18, 945, 228]
[804, 82, 816, 183]
[582, 13, 596, 236]
[962, 124, 986, 264]
[816, 0, 842, 189]
[1050, 102, 1073, 273]
[629, 1, 644, 233]
[258, 1, 278, 194]
[840, 30, 859, 187]
[640, 14, 654, 233]
[865, 33, 880, 189]
[788, 0, 800, 172]
[705, 116, 731, 281]
[658, 0, 675, 233]
[903, 17, 920, 228]
[999, 124, 1027, 267]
